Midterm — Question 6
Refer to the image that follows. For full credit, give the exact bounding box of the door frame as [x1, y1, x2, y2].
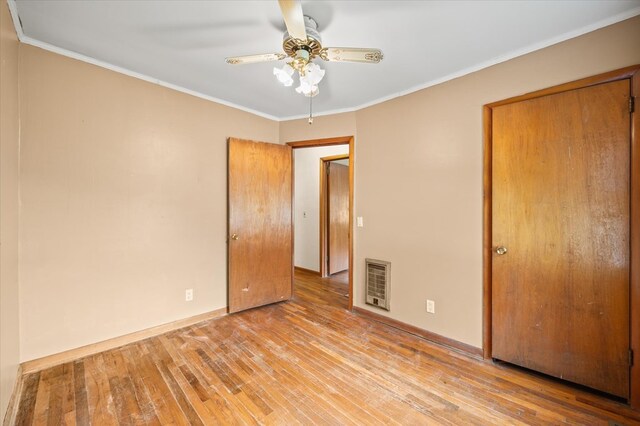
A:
[482, 65, 640, 408]
[287, 136, 355, 309]
[319, 154, 350, 277]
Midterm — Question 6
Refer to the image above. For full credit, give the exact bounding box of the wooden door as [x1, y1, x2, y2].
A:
[491, 80, 631, 398]
[328, 162, 349, 274]
[228, 138, 292, 313]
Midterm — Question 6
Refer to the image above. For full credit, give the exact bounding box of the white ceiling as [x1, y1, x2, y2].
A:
[11, 0, 640, 120]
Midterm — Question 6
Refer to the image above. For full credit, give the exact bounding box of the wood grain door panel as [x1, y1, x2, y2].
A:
[228, 138, 292, 313]
[491, 80, 631, 398]
[328, 162, 349, 274]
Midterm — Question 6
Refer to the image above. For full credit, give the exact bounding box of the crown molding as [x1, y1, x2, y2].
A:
[6, 1, 279, 121]
[6, 0, 23, 38]
[279, 6, 640, 121]
[8, 0, 640, 122]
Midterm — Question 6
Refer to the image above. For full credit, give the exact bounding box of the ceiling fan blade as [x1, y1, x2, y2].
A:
[278, 0, 307, 42]
[225, 53, 287, 65]
[320, 47, 384, 64]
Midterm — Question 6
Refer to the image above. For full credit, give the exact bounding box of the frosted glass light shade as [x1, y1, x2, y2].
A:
[301, 62, 325, 86]
[295, 81, 319, 97]
[295, 62, 324, 96]
[273, 64, 294, 87]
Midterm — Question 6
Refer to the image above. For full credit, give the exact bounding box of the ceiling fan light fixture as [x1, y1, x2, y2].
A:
[301, 62, 325, 85]
[295, 81, 319, 97]
[290, 49, 310, 74]
[226, 1, 382, 103]
[296, 62, 323, 97]
[273, 63, 294, 87]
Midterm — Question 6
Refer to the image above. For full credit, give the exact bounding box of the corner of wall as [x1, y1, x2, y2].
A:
[0, 0, 22, 418]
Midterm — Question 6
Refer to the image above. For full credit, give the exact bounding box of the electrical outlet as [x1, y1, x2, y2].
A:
[185, 289, 193, 302]
[426, 299, 435, 314]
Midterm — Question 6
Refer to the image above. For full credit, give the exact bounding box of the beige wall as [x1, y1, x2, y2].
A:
[294, 145, 349, 271]
[279, 112, 356, 143]
[18, 45, 279, 361]
[0, 0, 20, 417]
[9, 11, 640, 368]
[282, 16, 640, 349]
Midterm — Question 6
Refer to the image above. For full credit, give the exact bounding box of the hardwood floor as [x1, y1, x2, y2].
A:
[13, 269, 640, 425]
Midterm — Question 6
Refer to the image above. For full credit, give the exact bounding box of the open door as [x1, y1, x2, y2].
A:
[328, 162, 349, 275]
[228, 138, 293, 313]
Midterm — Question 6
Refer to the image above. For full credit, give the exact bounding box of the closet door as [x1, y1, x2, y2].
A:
[491, 80, 631, 398]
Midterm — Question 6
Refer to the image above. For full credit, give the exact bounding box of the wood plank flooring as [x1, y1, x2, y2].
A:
[13, 269, 640, 425]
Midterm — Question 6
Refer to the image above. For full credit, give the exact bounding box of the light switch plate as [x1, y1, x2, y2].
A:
[357, 216, 364, 227]
[426, 300, 435, 314]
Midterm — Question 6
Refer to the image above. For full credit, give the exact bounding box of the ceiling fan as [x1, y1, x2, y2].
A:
[225, 0, 383, 98]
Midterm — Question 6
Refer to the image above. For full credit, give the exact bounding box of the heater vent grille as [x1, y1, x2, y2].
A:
[365, 259, 390, 310]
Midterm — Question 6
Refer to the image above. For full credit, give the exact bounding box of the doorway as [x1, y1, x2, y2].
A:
[287, 136, 354, 309]
[320, 154, 350, 277]
[483, 65, 640, 407]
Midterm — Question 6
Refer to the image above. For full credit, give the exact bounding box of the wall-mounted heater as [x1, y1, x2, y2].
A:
[365, 258, 391, 310]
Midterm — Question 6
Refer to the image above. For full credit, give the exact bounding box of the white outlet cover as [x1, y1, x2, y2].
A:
[185, 289, 193, 302]
[357, 217, 364, 227]
[426, 300, 435, 314]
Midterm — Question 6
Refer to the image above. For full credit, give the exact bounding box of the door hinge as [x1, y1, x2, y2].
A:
[630, 96, 635, 113]
[326, 163, 331, 174]
[630, 349, 634, 367]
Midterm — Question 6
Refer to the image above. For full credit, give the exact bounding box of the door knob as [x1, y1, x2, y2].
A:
[231, 234, 239, 241]
[495, 246, 508, 255]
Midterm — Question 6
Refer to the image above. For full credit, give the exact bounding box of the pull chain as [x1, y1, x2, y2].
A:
[308, 94, 313, 125]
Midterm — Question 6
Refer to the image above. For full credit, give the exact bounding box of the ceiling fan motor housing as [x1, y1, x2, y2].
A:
[283, 15, 323, 59]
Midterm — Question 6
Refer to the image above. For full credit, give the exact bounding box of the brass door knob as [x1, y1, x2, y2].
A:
[231, 234, 239, 241]
[495, 246, 508, 255]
